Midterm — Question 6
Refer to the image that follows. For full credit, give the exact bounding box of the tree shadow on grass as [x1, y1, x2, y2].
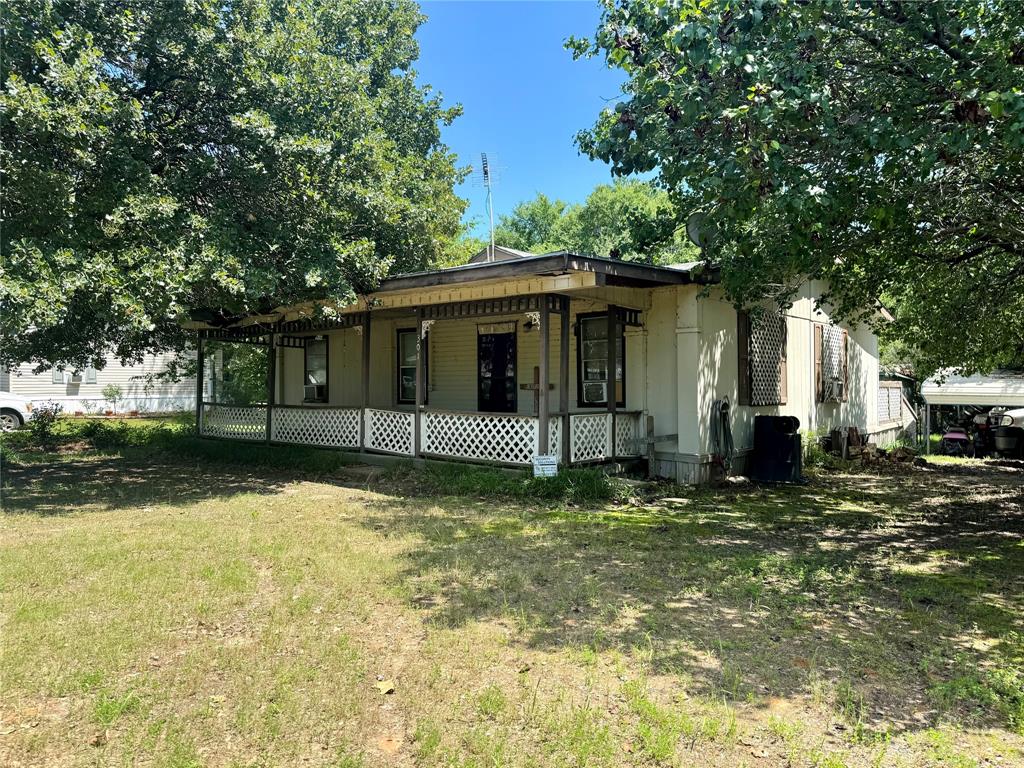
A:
[1, 456, 289, 516]
[354, 464, 1024, 733]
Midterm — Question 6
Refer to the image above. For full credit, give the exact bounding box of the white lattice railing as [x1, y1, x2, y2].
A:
[570, 413, 611, 463]
[569, 411, 643, 462]
[614, 411, 643, 457]
[548, 416, 562, 460]
[201, 403, 267, 441]
[271, 406, 360, 449]
[422, 410, 538, 465]
[201, 402, 641, 466]
[364, 408, 414, 456]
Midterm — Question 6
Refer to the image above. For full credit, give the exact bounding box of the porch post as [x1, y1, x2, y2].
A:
[559, 298, 570, 466]
[607, 304, 617, 458]
[538, 296, 550, 455]
[195, 335, 204, 435]
[265, 334, 276, 444]
[414, 306, 424, 458]
[360, 311, 371, 450]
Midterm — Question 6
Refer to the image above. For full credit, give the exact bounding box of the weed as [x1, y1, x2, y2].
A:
[413, 721, 442, 759]
[477, 684, 508, 719]
[93, 690, 140, 725]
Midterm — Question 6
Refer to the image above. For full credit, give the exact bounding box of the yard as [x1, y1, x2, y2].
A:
[1, 423, 1022, 767]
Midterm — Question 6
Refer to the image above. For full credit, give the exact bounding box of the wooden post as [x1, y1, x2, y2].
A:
[560, 299, 570, 466]
[265, 335, 276, 444]
[360, 311, 371, 450]
[538, 297, 550, 456]
[607, 304, 617, 458]
[195, 335, 204, 435]
[414, 307, 424, 458]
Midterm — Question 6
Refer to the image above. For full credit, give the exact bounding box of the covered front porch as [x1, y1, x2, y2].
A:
[195, 293, 647, 468]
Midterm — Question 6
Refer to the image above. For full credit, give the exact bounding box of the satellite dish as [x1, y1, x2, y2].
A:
[686, 211, 711, 249]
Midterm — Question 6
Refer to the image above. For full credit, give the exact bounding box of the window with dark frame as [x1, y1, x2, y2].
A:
[303, 337, 328, 402]
[576, 313, 624, 408]
[396, 328, 427, 405]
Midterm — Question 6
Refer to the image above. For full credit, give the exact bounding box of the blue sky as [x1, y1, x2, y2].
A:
[415, 1, 625, 238]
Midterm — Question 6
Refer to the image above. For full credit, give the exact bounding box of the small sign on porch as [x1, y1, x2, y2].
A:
[532, 454, 559, 478]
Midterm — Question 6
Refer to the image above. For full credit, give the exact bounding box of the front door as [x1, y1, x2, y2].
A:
[478, 332, 517, 412]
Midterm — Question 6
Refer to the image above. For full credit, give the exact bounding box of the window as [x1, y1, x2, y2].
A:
[737, 310, 788, 406]
[815, 324, 848, 403]
[53, 365, 96, 384]
[396, 328, 427, 405]
[576, 313, 624, 408]
[303, 337, 328, 402]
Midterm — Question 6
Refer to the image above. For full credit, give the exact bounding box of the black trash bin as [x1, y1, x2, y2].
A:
[750, 415, 802, 483]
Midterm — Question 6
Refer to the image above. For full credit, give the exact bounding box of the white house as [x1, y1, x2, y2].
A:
[183, 249, 904, 482]
[1, 352, 196, 414]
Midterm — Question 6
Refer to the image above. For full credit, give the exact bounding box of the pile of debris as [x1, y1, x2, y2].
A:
[822, 427, 920, 465]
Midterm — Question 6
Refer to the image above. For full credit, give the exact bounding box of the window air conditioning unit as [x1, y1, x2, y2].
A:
[304, 384, 326, 401]
[583, 382, 606, 404]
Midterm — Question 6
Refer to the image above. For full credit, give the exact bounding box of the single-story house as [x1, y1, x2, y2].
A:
[184, 249, 903, 482]
[2, 352, 197, 414]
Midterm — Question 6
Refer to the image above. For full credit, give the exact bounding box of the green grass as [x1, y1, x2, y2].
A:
[2, 430, 1023, 766]
[1, 416, 630, 504]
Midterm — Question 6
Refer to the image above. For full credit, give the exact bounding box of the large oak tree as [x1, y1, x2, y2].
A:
[573, 0, 1024, 375]
[1, 0, 465, 371]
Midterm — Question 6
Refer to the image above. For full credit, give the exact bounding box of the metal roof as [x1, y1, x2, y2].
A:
[379, 251, 712, 291]
[922, 370, 1024, 406]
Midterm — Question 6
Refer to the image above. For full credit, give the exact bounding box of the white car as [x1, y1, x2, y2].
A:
[0, 394, 33, 431]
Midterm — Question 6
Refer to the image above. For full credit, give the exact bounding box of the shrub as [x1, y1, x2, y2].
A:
[28, 401, 63, 447]
[101, 384, 122, 412]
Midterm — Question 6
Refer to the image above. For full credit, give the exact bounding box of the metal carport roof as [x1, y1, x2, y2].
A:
[922, 370, 1024, 406]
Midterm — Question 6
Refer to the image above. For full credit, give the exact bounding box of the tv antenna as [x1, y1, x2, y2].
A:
[473, 153, 500, 262]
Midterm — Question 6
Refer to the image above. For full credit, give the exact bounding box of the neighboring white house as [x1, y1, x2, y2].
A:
[1, 352, 196, 414]
[183, 249, 907, 483]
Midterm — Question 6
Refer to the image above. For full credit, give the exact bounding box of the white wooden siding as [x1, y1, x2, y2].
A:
[272, 301, 642, 417]
[3, 352, 196, 413]
[695, 282, 884, 455]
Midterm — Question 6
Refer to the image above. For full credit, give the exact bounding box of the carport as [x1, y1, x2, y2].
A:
[921, 370, 1024, 453]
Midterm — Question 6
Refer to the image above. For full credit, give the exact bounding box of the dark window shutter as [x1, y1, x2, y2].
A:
[813, 324, 823, 403]
[778, 318, 788, 405]
[737, 311, 751, 406]
[841, 329, 849, 402]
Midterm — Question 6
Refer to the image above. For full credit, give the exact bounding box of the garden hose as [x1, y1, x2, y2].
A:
[711, 397, 734, 472]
